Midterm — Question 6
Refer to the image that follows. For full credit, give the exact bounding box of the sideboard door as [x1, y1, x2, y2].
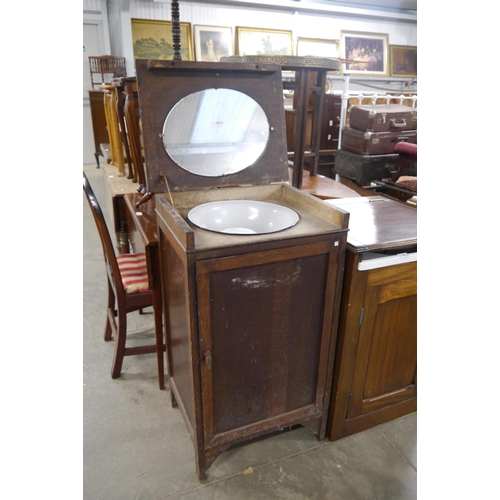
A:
[196, 241, 342, 451]
[346, 262, 417, 419]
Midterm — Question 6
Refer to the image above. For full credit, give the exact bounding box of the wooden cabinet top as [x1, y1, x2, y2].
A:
[325, 196, 416, 252]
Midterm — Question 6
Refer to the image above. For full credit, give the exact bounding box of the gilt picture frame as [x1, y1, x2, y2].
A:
[193, 25, 233, 62]
[390, 45, 417, 77]
[296, 37, 339, 58]
[340, 31, 388, 76]
[236, 27, 292, 56]
[131, 18, 193, 61]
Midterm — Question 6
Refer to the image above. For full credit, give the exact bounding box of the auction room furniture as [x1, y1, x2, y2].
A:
[320, 93, 342, 152]
[285, 86, 342, 178]
[367, 141, 417, 203]
[136, 58, 349, 480]
[124, 192, 165, 390]
[88, 90, 109, 168]
[83, 172, 164, 389]
[88, 55, 126, 89]
[289, 168, 360, 200]
[112, 78, 134, 180]
[123, 77, 147, 187]
[103, 84, 125, 176]
[221, 55, 340, 189]
[324, 196, 417, 441]
[282, 62, 338, 187]
[392, 141, 417, 182]
[101, 164, 137, 252]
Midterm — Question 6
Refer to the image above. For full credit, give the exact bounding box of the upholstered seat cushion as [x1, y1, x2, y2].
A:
[394, 142, 417, 160]
[116, 253, 150, 294]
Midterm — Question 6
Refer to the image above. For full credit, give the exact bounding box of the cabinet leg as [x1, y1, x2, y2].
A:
[171, 391, 178, 408]
[196, 446, 227, 481]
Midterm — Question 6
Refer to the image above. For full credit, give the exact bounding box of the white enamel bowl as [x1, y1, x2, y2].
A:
[187, 200, 300, 235]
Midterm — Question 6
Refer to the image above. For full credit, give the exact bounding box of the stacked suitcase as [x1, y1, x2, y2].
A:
[335, 104, 417, 184]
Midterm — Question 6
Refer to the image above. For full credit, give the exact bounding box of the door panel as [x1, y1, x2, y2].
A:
[347, 265, 417, 419]
[196, 242, 339, 448]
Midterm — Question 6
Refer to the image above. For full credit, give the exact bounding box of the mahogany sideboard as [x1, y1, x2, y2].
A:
[324, 196, 417, 441]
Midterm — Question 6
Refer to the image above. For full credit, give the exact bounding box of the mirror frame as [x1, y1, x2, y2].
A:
[135, 59, 289, 193]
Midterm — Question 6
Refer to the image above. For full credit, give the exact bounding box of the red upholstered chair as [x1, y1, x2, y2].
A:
[392, 142, 417, 182]
[83, 172, 165, 389]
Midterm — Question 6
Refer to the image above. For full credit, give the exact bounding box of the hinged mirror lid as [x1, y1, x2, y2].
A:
[135, 59, 289, 194]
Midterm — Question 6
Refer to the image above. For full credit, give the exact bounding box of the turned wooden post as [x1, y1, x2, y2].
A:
[171, 0, 182, 60]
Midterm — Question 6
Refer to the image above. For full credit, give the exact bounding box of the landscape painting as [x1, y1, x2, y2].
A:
[131, 19, 193, 61]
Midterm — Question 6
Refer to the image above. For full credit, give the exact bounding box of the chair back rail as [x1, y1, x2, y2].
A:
[83, 172, 124, 305]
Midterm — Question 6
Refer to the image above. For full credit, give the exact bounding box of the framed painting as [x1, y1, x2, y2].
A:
[296, 37, 339, 58]
[390, 45, 417, 77]
[340, 31, 389, 76]
[131, 18, 193, 61]
[193, 25, 233, 62]
[236, 27, 292, 56]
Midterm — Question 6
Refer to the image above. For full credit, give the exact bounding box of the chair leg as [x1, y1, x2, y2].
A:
[110, 306, 127, 379]
[104, 280, 114, 342]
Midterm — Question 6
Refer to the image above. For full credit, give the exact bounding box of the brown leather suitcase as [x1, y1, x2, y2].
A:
[334, 148, 416, 183]
[340, 127, 417, 155]
[349, 104, 417, 132]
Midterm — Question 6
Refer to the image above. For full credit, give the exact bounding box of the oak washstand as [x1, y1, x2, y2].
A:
[135, 59, 349, 480]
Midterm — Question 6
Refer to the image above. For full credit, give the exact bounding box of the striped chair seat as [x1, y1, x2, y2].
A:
[116, 253, 150, 294]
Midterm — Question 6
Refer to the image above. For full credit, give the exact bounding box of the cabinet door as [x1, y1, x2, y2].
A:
[320, 95, 341, 150]
[196, 241, 341, 449]
[347, 262, 417, 419]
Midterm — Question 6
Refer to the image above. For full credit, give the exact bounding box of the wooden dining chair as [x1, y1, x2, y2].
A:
[83, 172, 165, 389]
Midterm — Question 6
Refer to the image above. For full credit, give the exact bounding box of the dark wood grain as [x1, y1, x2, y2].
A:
[290, 168, 360, 200]
[88, 90, 109, 168]
[123, 77, 146, 186]
[326, 196, 417, 441]
[137, 59, 349, 480]
[112, 79, 134, 180]
[156, 190, 348, 480]
[84, 173, 165, 390]
[325, 196, 416, 252]
[135, 59, 289, 194]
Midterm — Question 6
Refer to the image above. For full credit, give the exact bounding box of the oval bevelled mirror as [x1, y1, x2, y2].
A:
[162, 88, 270, 177]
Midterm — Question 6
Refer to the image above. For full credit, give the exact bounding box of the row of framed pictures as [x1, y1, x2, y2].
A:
[131, 19, 417, 78]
